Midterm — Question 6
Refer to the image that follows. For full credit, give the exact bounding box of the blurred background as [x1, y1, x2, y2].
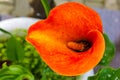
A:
[0, 0, 120, 73]
[0, 0, 120, 18]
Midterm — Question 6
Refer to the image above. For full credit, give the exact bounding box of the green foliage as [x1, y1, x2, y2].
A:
[99, 33, 115, 66]
[0, 28, 25, 62]
[0, 63, 34, 80]
[6, 36, 24, 62]
[41, 0, 51, 17]
[88, 67, 120, 80]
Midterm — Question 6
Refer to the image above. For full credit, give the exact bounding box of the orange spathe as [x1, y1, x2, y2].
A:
[26, 2, 105, 76]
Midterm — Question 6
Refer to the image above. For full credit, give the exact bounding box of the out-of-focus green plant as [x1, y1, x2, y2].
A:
[0, 63, 34, 80]
[0, 28, 24, 63]
[88, 67, 120, 80]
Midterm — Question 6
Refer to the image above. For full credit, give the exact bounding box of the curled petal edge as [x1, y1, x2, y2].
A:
[26, 30, 105, 76]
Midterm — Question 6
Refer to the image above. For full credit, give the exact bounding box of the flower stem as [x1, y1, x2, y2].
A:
[41, 0, 51, 17]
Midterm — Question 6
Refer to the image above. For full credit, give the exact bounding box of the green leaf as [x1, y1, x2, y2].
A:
[0, 28, 12, 36]
[99, 33, 115, 66]
[6, 36, 24, 62]
[41, 0, 51, 17]
[88, 67, 120, 80]
[0, 63, 34, 80]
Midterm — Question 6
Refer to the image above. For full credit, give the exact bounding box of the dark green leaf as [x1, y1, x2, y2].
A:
[99, 33, 115, 66]
[41, 0, 51, 17]
[6, 36, 24, 62]
[88, 67, 120, 80]
[0, 28, 12, 36]
[0, 63, 34, 80]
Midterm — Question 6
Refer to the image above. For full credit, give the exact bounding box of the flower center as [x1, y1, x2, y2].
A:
[67, 40, 91, 52]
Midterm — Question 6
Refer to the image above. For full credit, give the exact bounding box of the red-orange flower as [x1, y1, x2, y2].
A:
[26, 2, 105, 76]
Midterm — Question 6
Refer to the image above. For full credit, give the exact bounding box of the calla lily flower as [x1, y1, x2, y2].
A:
[26, 2, 105, 76]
